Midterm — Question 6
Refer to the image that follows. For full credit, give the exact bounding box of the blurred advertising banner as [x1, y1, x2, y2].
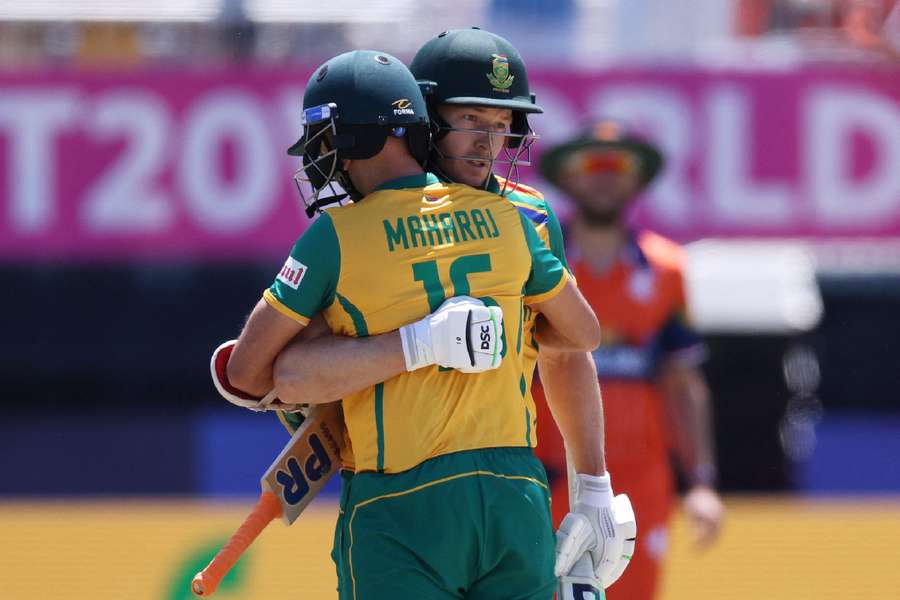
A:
[0, 71, 308, 262]
[1, 68, 899, 261]
[0, 501, 341, 599]
[2, 499, 899, 600]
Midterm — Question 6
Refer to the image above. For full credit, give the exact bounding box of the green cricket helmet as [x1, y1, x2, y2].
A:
[410, 28, 542, 191]
[410, 27, 542, 139]
[288, 50, 430, 216]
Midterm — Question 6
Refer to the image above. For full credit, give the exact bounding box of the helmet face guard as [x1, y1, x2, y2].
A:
[292, 103, 430, 217]
[410, 29, 544, 194]
[427, 107, 538, 195]
[292, 103, 352, 218]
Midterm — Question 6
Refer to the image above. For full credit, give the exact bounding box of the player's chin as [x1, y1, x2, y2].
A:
[441, 159, 491, 188]
[460, 160, 491, 186]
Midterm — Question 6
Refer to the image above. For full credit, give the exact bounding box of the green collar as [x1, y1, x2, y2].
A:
[375, 172, 441, 191]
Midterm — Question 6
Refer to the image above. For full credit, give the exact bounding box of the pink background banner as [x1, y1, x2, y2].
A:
[1, 67, 899, 261]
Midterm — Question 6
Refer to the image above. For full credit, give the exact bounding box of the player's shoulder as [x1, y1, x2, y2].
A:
[495, 177, 552, 227]
[360, 179, 450, 204]
[313, 203, 349, 233]
[446, 181, 517, 211]
[495, 176, 547, 206]
[637, 230, 685, 274]
[334, 179, 450, 219]
[298, 208, 338, 238]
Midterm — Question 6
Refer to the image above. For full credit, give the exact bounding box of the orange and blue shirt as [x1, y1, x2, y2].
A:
[569, 231, 705, 476]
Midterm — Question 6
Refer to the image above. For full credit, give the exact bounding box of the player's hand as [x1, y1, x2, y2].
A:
[556, 554, 603, 600]
[399, 296, 504, 373]
[683, 485, 724, 549]
[554, 473, 636, 589]
[211, 340, 307, 413]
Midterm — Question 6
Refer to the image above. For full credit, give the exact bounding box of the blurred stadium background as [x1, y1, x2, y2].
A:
[1, 0, 899, 598]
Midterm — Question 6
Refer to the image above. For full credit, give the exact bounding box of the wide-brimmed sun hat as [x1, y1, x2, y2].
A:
[539, 120, 664, 189]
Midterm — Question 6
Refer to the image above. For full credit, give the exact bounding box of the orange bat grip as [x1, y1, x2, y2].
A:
[192, 491, 283, 597]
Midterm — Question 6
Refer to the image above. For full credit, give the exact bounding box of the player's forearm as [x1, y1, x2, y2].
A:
[228, 361, 276, 398]
[664, 365, 718, 486]
[684, 376, 717, 486]
[228, 298, 305, 397]
[533, 315, 598, 352]
[537, 348, 607, 476]
[273, 331, 406, 405]
[531, 281, 601, 352]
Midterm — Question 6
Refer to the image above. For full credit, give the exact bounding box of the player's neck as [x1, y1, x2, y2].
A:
[572, 218, 628, 273]
[348, 139, 425, 196]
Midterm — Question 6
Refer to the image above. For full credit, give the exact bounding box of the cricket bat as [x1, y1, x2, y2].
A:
[191, 402, 344, 597]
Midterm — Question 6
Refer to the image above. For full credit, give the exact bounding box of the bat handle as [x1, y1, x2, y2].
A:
[191, 491, 283, 597]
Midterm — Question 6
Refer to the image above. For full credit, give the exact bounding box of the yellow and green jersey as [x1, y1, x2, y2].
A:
[275, 174, 572, 460]
[265, 173, 568, 474]
[491, 175, 570, 403]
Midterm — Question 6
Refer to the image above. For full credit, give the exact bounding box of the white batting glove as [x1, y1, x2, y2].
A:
[557, 554, 603, 600]
[210, 340, 307, 413]
[399, 296, 503, 373]
[555, 473, 637, 589]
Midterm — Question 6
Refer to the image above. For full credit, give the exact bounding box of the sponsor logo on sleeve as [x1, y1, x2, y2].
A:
[277, 256, 308, 290]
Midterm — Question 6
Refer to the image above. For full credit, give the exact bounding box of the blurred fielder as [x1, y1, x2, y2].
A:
[536, 121, 725, 600]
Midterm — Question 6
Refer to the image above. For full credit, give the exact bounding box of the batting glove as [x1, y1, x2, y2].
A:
[555, 473, 637, 589]
[399, 296, 503, 373]
[557, 554, 603, 600]
[210, 340, 307, 413]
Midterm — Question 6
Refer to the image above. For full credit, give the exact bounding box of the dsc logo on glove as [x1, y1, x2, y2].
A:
[480, 325, 492, 350]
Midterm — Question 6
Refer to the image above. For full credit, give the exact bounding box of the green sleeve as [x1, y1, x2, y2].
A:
[544, 200, 571, 274]
[267, 212, 341, 322]
[518, 211, 566, 299]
